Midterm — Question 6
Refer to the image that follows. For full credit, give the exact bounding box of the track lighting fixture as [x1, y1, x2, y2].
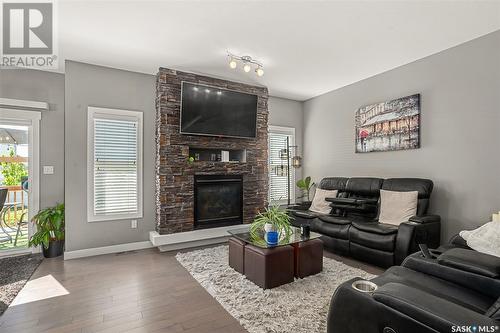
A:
[229, 58, 237, 69]
[256, 67, 264, 77]
[227, 53, 264, 77]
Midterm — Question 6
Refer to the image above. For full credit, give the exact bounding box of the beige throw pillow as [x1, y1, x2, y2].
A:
[309, 189, 338, 214]
[460, 222, 500, 258]
[379, 190, 418, 225]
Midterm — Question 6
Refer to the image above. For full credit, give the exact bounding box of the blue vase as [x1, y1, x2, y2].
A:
[266, 231, 279, 246]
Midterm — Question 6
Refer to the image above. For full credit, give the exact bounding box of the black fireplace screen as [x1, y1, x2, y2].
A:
[194, 175, 243, 229]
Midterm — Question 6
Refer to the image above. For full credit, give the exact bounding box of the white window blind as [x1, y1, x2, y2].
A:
[87, 107, 143, 222]
[268, 127, 295, 205]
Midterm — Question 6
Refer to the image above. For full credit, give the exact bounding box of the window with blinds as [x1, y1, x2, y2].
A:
[268, 127, 295, 205]
[87, 107, 143, 222]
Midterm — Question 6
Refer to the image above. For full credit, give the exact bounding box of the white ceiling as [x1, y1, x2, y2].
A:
[57, 1, 500, 101]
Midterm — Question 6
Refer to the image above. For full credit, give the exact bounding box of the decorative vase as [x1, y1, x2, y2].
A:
[265, 231, 279, 246]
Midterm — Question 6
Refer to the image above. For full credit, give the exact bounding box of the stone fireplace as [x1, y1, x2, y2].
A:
[194, 175, 243, 230]
[155, 68, 269, 235]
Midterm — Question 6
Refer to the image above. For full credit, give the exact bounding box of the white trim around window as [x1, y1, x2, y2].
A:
[87, 107, 143, 222]
[0, 98, 49, 111]
[268, 125, 296, 205]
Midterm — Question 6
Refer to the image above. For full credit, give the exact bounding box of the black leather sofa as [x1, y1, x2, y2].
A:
[289, 177, 441, 267]
[327, 242, 500, 333]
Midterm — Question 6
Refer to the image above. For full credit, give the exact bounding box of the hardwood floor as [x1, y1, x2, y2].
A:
[0, 246, 383, 333]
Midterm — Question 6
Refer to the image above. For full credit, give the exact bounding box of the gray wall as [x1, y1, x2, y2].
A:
[63, 71, 303, 251]
[0, 65, 302, 251]
[5, 29, 498, 251]
[65, 61, 156, 251]
[303, 30, 500, 242]
[0, 69, 65, 208]
[268, 96, 304, 183]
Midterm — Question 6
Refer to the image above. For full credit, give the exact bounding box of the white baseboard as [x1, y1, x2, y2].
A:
[150, 224, 249, 252]
[64, 225, 249, 259]
[64, 240, 153, 260]
[158, 236, 228, 252]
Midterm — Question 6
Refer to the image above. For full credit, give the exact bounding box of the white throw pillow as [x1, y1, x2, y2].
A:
[309, 189, 338, 214]
[378, 190, 418, 225]
[460, 222, 500, 258]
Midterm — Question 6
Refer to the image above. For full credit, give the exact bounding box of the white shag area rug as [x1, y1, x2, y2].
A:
[175, 245, 375, 333]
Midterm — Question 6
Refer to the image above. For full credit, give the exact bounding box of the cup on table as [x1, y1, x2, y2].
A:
[301, 225, 310, 237]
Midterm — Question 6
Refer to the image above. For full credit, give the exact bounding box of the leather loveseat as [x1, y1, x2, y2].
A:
[289, 177, 441, 267]
[327, 244, 500, 333]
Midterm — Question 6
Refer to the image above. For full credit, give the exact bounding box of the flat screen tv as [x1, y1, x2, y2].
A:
[180, 82, 258, 139]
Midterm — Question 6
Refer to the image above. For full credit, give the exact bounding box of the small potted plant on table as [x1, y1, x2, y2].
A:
[29, 203, 65, 258]
[250, 205, 293, 246]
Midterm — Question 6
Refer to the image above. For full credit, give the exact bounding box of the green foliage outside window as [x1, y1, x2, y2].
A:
[0, 148, 28, 186]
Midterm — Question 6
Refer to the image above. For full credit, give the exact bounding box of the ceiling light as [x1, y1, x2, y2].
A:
[229, 58, 237, 69]
[226, 52, 264, 78]
[205, 88, 210, 93]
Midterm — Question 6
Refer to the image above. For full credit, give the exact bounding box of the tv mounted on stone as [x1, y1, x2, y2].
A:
[180, 81, 258, 139]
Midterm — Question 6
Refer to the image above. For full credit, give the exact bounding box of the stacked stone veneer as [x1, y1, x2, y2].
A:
[155, 68, 269, 234]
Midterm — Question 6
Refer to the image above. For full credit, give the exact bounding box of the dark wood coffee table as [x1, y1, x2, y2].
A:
[227, 227, 323, 288]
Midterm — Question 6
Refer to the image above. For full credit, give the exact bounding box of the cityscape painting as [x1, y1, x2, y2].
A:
[355, 94, 420, 153]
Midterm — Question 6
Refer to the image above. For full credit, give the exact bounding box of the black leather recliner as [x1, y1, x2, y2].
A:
[289, 177, 348, 228]
[289, 177, 441, 267]
[349, 178, 440, 267]
[327, 244, 500, 333]
[311, 177, 383, 255]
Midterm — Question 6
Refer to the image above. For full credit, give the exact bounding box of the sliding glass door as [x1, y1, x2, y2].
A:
[0, 109, 40, 255]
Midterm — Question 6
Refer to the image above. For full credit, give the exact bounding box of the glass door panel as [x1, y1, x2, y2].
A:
[0, 124, 30, 251]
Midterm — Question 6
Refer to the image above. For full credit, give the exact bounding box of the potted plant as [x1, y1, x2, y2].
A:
[296, 176, 315, 209]
[29, 203, 65, 258]
[250, 205, 293, 244]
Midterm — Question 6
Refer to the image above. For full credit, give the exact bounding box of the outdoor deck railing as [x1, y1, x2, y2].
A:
[4, 185, 27, 224]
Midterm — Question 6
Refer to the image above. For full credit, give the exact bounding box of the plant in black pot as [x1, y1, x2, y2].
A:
[296, 176, 315, 210]
[29, 203, 65, 258]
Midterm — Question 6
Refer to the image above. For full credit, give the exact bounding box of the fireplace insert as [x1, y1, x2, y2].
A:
[194, 175, 243, 229]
